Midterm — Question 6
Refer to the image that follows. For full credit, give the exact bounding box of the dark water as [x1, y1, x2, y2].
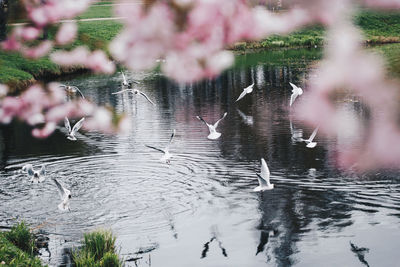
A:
[1, 48, 400, 267]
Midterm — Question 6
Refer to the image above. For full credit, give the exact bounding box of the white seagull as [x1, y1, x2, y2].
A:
[196, 112, 227, 140]
[64, 117, 85, 141]
[146, 129, 176, 164]
[235, 83, 254, 102]
[303, 126, 319, 148]
[52, 178, 71, 211]
[112, 89, 155, 105]
[254, 158, 274, 191]
[22, 164, 46, 183]
[289, 82, 303, 106]
[59, 84, 85, 99]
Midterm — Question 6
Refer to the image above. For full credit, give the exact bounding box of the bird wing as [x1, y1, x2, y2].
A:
[71, 117, 85, 135]
[290, 92, 298, 106]
[138, 91, 155, 105]
[39, 165, 46, 176]
[213, 112, 228, 129]
[52, 178, 66, 199]
[256, 173, 268, 187]
[196, 116, 211, 127]
[64, 117, 71, 133]
[121, 71, 127, 84]
[165, 129, 176, 151]
[26, 165, 34, 176]
[260, 158, 271, 183]
[289, 82, 298, 92]
[308, 126, 319, 142]
[112, 89, 134, 95]
[146, 145, 165, 154]
[235, 90, 248, 102]
[73, 86, 85, 99]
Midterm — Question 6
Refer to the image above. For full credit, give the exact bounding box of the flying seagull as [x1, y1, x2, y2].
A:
[303, 126, 319, 148]
[235, 83, 254, 102]
[64, 117, 85, 141]
[254, 158, 274, 191]
[52, 178, 71, 211]
[146, 129, 176, 164]
[196, 112, 227, 140]
[59, 84, 85, 99]
[289, 82, 303, 106]
[22, 164, 46, 183]
[112, 89, 155, 105]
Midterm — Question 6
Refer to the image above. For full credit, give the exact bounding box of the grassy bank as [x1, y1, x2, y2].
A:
[0, 222, 44, 266]
[233, 10, 400, 50]
[72, 229, 122, 267]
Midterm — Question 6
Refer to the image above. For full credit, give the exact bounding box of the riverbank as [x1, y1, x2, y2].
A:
[1, 9, 399, 91]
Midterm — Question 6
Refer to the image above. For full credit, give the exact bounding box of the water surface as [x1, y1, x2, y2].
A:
[1, 48, 400, 267]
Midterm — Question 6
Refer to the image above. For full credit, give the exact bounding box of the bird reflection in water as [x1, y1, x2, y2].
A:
[350, 241, 370, 267]
[201, 226, 228, 258]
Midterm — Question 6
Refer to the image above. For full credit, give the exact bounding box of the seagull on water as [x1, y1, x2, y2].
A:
[22, 164, 46, 183]
[254, 158, 274, 191]
[289, 82, 303, 106]
[52, 178, 71, 211]
[121, 71, 140, 88]
[59, 84, 85, 99]
[196, 112, 227, 140]
[235, 83, 254, 102]
[112, 89, 155, 105]
[303, 126, 319, 148]
[146, 129, 176, 164]
[64, 117, 85, 141]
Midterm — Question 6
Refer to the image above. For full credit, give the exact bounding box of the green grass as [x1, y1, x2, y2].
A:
[0, 222, 44, 267]
[73, 229, 122, 267]
[76, 5, 114, 20]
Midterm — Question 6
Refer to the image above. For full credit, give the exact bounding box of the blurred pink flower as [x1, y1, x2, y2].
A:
[21, 27, 41, 41]
[32, 122, 57, 139]
[86, 50, 116, 74]
[56, 22, 78, 45]
[50, 46, 90, 66]
[21, 41, 53, 59]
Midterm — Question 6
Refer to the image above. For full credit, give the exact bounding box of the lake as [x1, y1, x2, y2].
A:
[1, 47, 400, 267]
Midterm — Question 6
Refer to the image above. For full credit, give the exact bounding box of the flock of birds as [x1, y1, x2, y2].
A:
[18, 71, 320, 212]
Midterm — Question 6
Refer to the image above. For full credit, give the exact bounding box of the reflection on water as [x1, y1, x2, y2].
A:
[1, 48, 400, 266]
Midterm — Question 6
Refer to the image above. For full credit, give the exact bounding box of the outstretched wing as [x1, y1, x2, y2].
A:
[52, 178, 65, 199]
[71, 117, 85, 135]
[260, 158, 271, 184]
[308, 126, 319, 142]
[121, 71, 127, 85]
[213, 112, 228, 129]
[72, 86, 85, 99]
[25, 164, 34, 176]
[289, 82, 299, 92]
[235, 90, 247, 102]
[290, 92, 298, 106]
[112, 89, 134, 95]
[64, 117, 71, 133]
[256, 173, 268, 187]
[138, 91, 155, 105]
[196, 116, 210, 127]
[39, 165, 46, 176]
[146, 145, 165, 154]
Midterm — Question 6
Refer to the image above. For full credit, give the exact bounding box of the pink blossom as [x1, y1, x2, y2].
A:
[50, 46, 90, 66]
[56, 22, 78, 45]
[21, 41, 53, 59]
[21, 27, 41, 41]
[32, 122, 57, 139]
[1, 35, 21, 51]
[86, 50, 116, 74]
[0, 84, 8, 98]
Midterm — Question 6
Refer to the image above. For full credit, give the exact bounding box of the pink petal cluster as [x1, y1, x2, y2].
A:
[50, 47, 116, 74]
[55, 22, 78, 45]
[0, 83, 130, 138]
